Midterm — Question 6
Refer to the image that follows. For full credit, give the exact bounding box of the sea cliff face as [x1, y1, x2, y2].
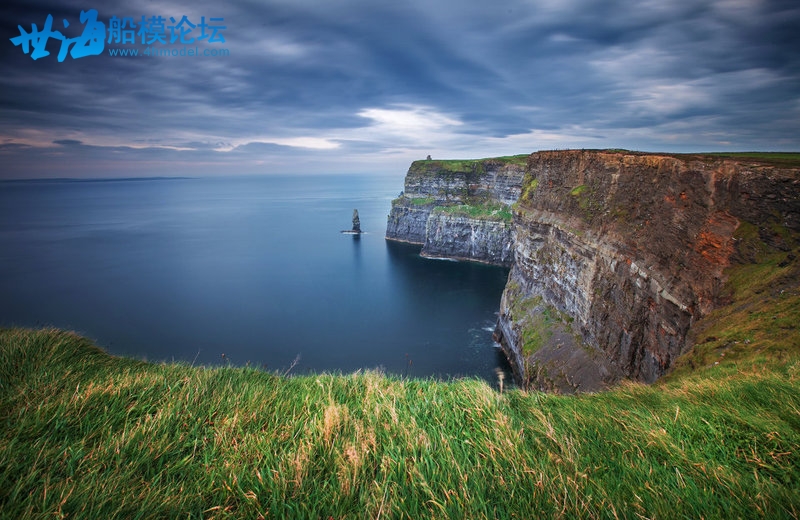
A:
[422, 212, 514, 264]
[385, 157, 526, 266]
[498, 151, 800, 391]
[387, 150, 800, 392]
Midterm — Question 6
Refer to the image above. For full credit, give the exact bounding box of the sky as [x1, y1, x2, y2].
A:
[1, 0, 799, 179]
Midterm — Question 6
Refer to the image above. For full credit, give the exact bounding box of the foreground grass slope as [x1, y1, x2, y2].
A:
[2, 151, 799, 518]
[1, 324, 799, 518]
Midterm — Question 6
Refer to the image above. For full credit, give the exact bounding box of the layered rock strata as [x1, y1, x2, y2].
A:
[385, 157, 526, 266]
[496, 151, 800, 391]
[422, 212, 514, 264]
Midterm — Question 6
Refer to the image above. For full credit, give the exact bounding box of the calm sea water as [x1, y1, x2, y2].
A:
[0, 175, 511, 382]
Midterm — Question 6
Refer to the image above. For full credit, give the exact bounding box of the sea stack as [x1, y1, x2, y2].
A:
[352, 209, 362, 233]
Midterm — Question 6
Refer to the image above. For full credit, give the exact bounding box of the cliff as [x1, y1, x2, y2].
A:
[387, 150, 800, 392]
[385, 157, 526, 266]
[498, 151, 800, 391]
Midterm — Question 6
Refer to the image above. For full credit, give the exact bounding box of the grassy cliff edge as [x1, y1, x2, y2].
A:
[1, 325, 799, 518]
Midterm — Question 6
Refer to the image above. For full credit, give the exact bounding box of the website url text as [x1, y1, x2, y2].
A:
[108, 46, 230, 57]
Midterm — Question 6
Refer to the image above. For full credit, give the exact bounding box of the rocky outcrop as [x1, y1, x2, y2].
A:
[385, 157, 526, 266]
[495, 150, 800, 391]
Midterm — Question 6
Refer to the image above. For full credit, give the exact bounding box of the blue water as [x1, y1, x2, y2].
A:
[0, 175, 511, 382]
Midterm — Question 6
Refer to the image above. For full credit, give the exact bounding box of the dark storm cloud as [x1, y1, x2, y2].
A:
[1, 0, 798, 178]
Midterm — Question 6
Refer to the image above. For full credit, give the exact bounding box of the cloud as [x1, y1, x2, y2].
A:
[0, 0, 798, 178]
[229, 136, 340, 151]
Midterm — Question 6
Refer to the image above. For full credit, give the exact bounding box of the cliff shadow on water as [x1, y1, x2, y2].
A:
[384, 240, 513, 383]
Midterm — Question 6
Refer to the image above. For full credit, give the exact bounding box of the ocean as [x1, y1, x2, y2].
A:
[0, 175, 512, 383]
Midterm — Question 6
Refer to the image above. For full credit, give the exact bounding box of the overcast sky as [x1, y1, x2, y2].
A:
[1, 0, 799, 179]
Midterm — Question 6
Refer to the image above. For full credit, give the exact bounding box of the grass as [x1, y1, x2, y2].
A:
[569, 185, 587, 197]
[550, 149, 800, 168]
[2, 328, 799, 518]
[519, 305, 561, 357]
[670, 221, 800, 380]
[408, 196, 436, 206]
[566, 183, 604, 219]
[434, 202, 513, 223]
[408, 155, 530, 178]
[418, 155, 530, 171]
[390, 195, 436, 207]
[518, 178, 539, 206]
[1, 217, 799, 517]
[503, 290, 559, 357]
[680, 152, 800, 168]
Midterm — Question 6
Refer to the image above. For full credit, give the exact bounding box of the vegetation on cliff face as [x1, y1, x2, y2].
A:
[517, 178, 539, 207]
[389, 197, 512, 222]
[433, 202, 513, 223]
[502, 286, 571, 359]
[670, 220, 800, 380]
[2, 326, 799, 519]
[392, 195, 436, 206]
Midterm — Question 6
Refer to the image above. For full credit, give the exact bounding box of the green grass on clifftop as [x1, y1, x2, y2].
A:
[681, 152, 800, 168]
[2, 327, 799, 518]
[411, 154, 529, 172]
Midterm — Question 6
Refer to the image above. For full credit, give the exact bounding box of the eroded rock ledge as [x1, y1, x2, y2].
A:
[387, 150, 800, 392]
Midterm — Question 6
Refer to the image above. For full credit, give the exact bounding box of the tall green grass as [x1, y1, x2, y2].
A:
[2, 327, 799, 518]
